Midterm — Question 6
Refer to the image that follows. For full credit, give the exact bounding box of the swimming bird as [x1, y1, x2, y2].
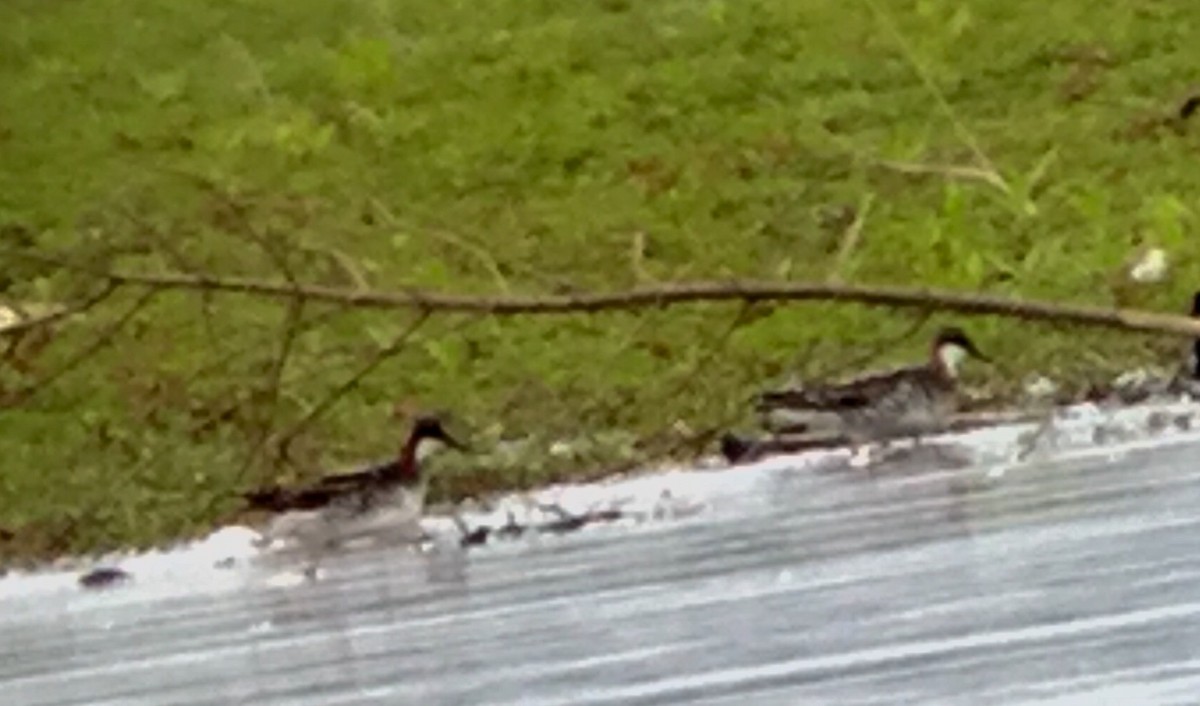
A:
[1164, 290, 1200, 398]
[1188, 291, 1200, 380]
[754, 327, 989, 466]
[246, 414, 465, 561]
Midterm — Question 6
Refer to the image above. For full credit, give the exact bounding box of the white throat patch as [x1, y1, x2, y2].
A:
[937, 343, 968, 377]
[416, 437, 449, 461]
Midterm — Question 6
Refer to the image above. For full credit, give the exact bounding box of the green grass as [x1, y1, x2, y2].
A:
[1, 0, 1199, 562]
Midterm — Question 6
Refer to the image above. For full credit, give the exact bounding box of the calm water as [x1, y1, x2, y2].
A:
[5, 404, 1200, 705]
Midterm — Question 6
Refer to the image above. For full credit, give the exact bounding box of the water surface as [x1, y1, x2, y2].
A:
[4, 402, 1200, 705]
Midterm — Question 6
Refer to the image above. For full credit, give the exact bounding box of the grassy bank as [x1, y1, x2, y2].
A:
[1, 0, 1198, 562]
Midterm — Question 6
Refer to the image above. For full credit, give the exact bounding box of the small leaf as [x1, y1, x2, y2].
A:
[1025, 147, 1058, 193]
[365, 324, 392, 348]
[948, 6, 972, 37]
[137, 70, 188, 104]
[965, 251, 985, 284]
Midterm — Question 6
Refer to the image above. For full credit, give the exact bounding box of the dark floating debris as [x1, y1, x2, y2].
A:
[494, 511, 526, 540]
[535, 504, 623, 535]
[453, 502, 631, 549]
[451, 513, 495, 547]
[78, 567, 131, 590]
[456, 522, 491, 548]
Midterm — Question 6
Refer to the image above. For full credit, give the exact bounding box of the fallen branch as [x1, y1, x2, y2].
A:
[39, 268, 1200, 338]
[11, 250, 1200, 336]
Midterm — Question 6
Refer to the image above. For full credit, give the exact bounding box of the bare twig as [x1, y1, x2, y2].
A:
[117, 206, 205, 277]
[206, 186, 301, 288]
[179, 301, 354, 397]
[626, 303, 762, 461]
[630, 231, 654, 284]
[862, 0, 1005, 187]
[827, 194, 874, 284]
[1, 287, 160, 408]
[235, 296, 309, 479]
[368, 198, 512, 293]
[117, 205, 229, 348]
[295, 244, 370, 291]
[869, 159, 1010, 192]
[274, 310, 433, 462]
[658, 302, 756, 404]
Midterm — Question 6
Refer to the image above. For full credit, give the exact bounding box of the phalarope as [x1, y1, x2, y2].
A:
[1188, 291, 1200, 379]
[245, 414, 465, 564]
[1166, 290, 1200, 397]
[755, 327, 989, 466]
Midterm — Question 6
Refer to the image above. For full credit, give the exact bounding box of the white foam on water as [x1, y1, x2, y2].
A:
[2, 397, 1198, 599]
